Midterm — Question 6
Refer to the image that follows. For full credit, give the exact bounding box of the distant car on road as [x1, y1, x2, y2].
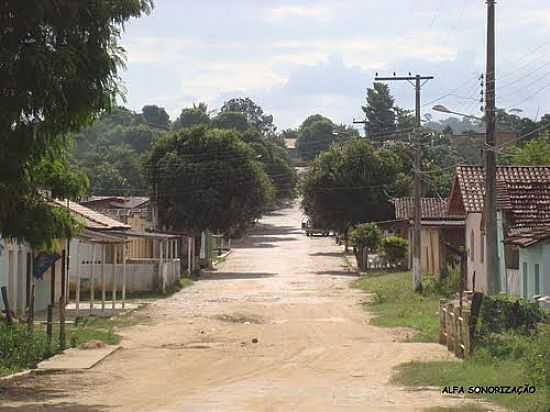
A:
[302, 218, 330, 237]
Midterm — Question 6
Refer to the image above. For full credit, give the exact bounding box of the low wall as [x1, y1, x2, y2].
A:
[68, 259, 181, 293]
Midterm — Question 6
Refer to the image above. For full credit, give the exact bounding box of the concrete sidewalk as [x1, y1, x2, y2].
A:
[37, 345, 120, 371]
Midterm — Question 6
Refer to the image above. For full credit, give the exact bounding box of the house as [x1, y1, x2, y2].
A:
[61, 200, 182, 298]
[379, 197, 464, 278]
[448, 165, 550, 298]
[1, 199, 182, 317]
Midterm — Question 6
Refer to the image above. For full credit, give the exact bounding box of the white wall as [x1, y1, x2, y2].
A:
[465, 213, 487, 292]
[68, 239, 181, 293]
[0, 238, 59, 315]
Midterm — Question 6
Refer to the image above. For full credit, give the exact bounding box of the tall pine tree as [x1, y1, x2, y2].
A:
[361, 83, 396, 142]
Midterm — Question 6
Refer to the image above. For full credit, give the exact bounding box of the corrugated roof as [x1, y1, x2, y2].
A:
[394, 197, 448, 220]
[455, 165, 550, 228]
[83, 196, 150, 210]
[53, 199, 130, 230]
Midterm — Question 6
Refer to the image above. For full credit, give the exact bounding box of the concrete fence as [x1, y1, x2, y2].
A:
[68, 258, 181, 293]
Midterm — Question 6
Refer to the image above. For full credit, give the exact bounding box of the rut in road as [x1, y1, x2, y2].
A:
[0, 204, 488, 412]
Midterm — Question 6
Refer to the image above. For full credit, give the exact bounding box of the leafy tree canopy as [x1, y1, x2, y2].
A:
[301, 138, 407, 232]
[211, 111, 249, 133]
[296, 117, 336, 161]
[173, 103, 210, 130]
[507, 132, 550, 166]
[150, 127, 274, 234]
[220, 97, 275, 135]
[0, 0, 152, 246]
[142, 105, 170, 130]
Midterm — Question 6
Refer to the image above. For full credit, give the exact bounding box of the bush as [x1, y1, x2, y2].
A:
[477, 295, 548, 341]
[421, 264, 462, 297]
[0, 322, 50, 374]
[351, 223, 382, 251]
[525, 324, 550, 406]
[382, 236, 408, 268]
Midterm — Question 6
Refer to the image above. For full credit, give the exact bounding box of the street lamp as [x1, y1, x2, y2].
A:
[432, 105, 483, 121]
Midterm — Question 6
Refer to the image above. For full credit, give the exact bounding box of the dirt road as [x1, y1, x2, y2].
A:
[1, 204, 482, 411]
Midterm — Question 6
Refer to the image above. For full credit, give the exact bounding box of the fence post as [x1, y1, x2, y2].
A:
[439, 298, 447, 345]
[446, 302, 454, 352]
[454, 306, 462, 358]
[462, 307, 471, 358]
[59, 296, 66, 351]
[1, 286, 13, 325]
[27, 282, 35, 333]
[46, 304, 53, 351]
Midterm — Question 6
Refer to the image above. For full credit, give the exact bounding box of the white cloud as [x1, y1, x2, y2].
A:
[264, 5, 333, 22]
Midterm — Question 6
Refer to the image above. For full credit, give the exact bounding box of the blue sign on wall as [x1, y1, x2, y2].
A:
[33, 253, 61, 279]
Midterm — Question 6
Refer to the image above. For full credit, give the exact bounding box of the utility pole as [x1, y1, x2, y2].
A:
[374, 74, 434, 291]
[485, 0, 498, 295]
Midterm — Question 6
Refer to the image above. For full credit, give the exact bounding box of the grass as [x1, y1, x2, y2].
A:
[425, 406, 491, 412]
[1, 277, 195, 378]
[353, 271, 441, 342]
[352, 270, 550, 411]
[393, 354, 548, 412]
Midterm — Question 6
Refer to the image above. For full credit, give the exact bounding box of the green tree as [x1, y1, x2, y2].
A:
[508, 132, 550, 165]
[211, 112, 249, 133]
[351, 223, 382, 270]
[296, 118, 336, 161]
[301, 139, 406, 238]
[361, 82, 396, 140]
[382, 236, 408, 268]
[0, 0, 152, 246]
[173, 103, 210, 130]
[220, 97, 275, 134]
[141, 105, 170, 130]
[150, 126, 274, 235]
[241, 129, 297, 201]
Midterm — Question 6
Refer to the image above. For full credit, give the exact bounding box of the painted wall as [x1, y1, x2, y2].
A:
[68, 239, 180, 293]
[465, 213, 487, 292]
[0, 238, 62, 315]
[519, 243, 550, 300]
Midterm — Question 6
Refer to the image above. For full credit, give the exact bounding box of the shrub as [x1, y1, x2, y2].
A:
[476, 295, 548, 341]
[0, 323, 50, 374]
[420, 264, 462, 297]
[351, 223, 382, 251]
[382, 236, 408, 268]
[524, 324, 550, 408]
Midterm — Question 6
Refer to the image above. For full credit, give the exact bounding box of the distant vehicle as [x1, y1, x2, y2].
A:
[303, 218, 330, 237]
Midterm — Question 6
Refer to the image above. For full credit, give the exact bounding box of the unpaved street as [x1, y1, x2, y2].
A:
[1, 204, 480, 411]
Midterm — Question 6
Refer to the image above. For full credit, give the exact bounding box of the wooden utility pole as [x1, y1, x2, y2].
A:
[485, 0, 499, 295]
[374, 74, 434, 291]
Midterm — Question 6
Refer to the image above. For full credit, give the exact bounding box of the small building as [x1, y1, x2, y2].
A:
[380, 197, 464, 279]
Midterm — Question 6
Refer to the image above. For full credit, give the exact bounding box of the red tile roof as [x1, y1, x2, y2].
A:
[394, 197, 448, 220]
[454, 165, 550, 228]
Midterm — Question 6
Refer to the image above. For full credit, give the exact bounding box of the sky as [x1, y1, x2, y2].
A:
[119, 0, 550, 132]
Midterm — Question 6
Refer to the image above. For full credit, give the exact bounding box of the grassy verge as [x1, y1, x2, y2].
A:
[352, 270, 549, 411]
[353, 271, 440, 342]
[1, 278, 194, 378]
[393, 354, 547, 412]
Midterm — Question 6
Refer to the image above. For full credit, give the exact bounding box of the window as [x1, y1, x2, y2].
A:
[534, 264, 541, 295]
[470, 230, 475, 262]
[480, 234, 485, 263]
[522, 262, 529, 299]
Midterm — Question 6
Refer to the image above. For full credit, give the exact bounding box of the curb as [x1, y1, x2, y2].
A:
[0, 369, 33, 383]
